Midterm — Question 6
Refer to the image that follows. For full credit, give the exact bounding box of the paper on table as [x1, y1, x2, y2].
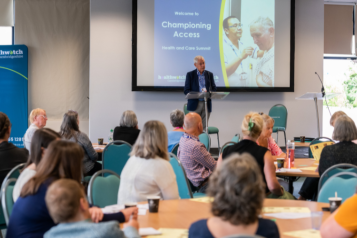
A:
[283, 229, 321, 238]
[264, 213, 312, 219]
[138, 209, 147, 215]
[139, 228, 162, 236]
[137, 203, 149, 209]
[301, 167, 318, 171]
[276, 168, 302, 173]
[146, 228, 188, 238]
[190, 197, 212, 203]
[263, 207, 311, 213]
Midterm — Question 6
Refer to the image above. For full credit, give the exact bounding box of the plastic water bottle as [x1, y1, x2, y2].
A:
[286, 140, 295, 168]
[108, 129, 113, 143]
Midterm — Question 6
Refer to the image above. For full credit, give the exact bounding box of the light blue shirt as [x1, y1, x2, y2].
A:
[168, 131, 184, 152]
[44, 220, 140, 238]
[197, 69, 206, 101]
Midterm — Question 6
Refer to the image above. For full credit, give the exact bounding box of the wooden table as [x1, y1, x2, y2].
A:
[92, 143, 106, 153]
[276, 158, 319, 194]
[137, 199, 330, 238]
[294, 141, 311, 147]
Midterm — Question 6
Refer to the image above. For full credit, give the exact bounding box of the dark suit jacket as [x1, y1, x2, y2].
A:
[184, 69, 217, 112]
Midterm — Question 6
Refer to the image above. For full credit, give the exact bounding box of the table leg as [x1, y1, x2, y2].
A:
[288, 177, 295, 194]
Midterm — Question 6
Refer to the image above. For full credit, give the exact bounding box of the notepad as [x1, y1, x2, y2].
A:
[139, 228, 162, 236]
[264, 213, 312, 219]
[189, 197, 212, 203]
[146, 228, 188, 238]
[263, 207, 310, 213]
[276, 168, 302, 173]
[283, 229, 321, 238]
[301, 167, 318, 171]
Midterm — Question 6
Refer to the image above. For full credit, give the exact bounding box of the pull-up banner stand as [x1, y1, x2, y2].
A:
[0, 45, 28, 148]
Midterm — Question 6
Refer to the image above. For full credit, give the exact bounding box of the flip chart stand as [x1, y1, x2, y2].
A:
[186, 92, 229, 132]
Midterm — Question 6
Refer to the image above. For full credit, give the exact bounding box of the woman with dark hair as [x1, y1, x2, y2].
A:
[7, 140, 138, 238]
[60, 110, 101, 176]
[189, 153, 280, 238]
[13, 128, 60, 201]
[0, 112, 28, 185]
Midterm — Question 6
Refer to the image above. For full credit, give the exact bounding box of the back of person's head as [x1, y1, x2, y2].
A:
[0, 112, 11, 139]
[131, 120, 169, 160]
[241, 112, 263, 139]
[258, 112, 274, 126]
[21, 140, 83, 197]
[207, 153, 265, 226]
[170, 109, 184, 128]
[332, 115, 357, 142]
[26, 128, 61, 167]
[330, 111, 347, 127]
[120, 110, 138, 128]
[60, 110, 79, 139]
[183, 112, 202, 133]
[29, 108, 46, 124]
[46, 179, 86, 223]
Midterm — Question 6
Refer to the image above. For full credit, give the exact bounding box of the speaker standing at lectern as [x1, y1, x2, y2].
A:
[184, 55, 217, 131]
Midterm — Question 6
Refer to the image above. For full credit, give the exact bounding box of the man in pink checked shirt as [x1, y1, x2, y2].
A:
[177, 113, 217, 193]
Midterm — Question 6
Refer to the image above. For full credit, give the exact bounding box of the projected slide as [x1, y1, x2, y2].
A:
[135, 0, 292, 90]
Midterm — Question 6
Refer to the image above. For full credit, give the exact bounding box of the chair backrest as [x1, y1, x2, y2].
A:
[171, 143, 179, 156]
[231, 134, 240, 143]
[1, 163, 25, 194]
[169, 153, 193, 199]
[1, 178, 16, 225]
[268, 104, 288, 129]
[88, 169, 120, 208]
[318, 163, 357, 193]
[183, 104, 189, 115]
[102, 141, 132, 176]
[317, 172, 357, 203]
[308, 137, 334, 158]
[219, 141, 237, 155]
[199, 133, 211, 151]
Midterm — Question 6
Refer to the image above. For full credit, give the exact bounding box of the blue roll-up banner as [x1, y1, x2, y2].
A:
[0, 45, 28, 148]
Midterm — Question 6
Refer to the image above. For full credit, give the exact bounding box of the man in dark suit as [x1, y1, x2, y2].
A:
[184, 56, 217, 130]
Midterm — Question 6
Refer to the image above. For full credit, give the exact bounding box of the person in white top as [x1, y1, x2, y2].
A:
[118, 120, 179, 204]
[24, 108, 48, 153]
[250, 16, 275, 87]
[13, 128, 60, 201]
[223, 16, 258, 87]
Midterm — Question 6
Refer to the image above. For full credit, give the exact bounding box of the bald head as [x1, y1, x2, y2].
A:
[184, 113, 203, 136]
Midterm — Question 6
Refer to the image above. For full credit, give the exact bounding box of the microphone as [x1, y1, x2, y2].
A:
[315, 72, 325, 97]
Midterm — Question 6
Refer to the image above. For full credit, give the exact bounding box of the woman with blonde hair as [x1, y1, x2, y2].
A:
[219, 112, 294, 199]
[118, 120, 179, 204]
[24, 108, 48, 153]
[256, 113, 286, 160]
[189, 153, 279, 238]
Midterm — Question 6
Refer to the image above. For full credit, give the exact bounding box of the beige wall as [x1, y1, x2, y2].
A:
[89, 0, 324, 147]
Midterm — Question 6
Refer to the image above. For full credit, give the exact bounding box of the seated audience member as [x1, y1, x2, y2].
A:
[189, 153, 280, 238]
[60, 110, 101, 176]
[7, 140, 137, 238]
[299, 115, 357, 200]
[24, 108, 47, 153]
[0, 112, 28, 185]
[220, 112, 293, 199]
[320, 193, 357, 238]
[44, 179, 140, 238]
[168, 109, 185, 152]
[118, 121, 179, 204]
[13, 128, 60, 202]
[256, 113, 286, 160]
[113, 110, 140, 145]
[178, 113, 216, 193]
[330, 111, 346, 127]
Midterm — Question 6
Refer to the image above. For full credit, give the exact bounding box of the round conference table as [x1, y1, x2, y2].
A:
[276, 158, 319, 194]
[137, 198, 329, 238]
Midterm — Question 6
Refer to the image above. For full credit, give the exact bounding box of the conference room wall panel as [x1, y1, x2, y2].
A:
[89, 0, 324, 147]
